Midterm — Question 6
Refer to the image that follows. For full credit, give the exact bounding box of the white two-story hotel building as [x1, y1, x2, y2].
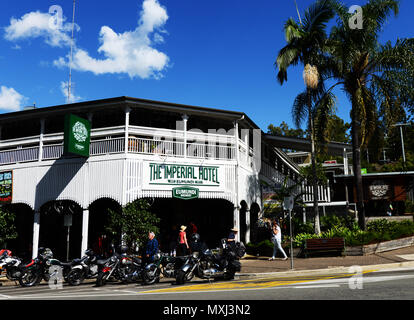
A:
[0, 96, 307, 260]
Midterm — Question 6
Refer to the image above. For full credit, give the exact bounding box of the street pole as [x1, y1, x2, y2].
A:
[400, 125, 406, 165]
[392, 123, 410, 167]
[289, 208, 294, 270]
[284, 196, 294, 270]
[66, 226, 70, 262]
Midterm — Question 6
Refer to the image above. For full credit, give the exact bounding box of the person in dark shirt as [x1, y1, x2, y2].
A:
[227, 227, 238, 251]
[227, 227, 238, 243]
[189, 233, 207, 253]
[145, 231, 159, 263]
[188, 222, 198, 236]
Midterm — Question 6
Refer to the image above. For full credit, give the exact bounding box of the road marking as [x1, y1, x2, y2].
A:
[7, 292, 140, 299]
[396, 254, 414, 261]
[294, 284, 341, 289]
[140, 271, 376, 294]
[0, 294, 10, 299]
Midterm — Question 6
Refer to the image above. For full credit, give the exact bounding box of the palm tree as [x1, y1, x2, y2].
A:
[276, 0, 335, 234]
[324, 0, 414, 229]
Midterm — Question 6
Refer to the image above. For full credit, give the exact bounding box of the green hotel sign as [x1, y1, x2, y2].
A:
[173, 187, 199, 200]
[64, 114, 91, 157]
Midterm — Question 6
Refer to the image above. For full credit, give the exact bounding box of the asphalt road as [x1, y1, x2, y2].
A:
[1, 268, 414, 301]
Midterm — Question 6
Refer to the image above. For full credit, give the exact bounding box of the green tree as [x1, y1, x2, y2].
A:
[262, 176, 305, 221]
[323, 0, 414, 229]
[276, 0, 335, 234]
[325, 114, 351, 144]
[106, 199, 160, 253]
[299, 162, 328, 187]
[0, 206, 17, 248]
[267, 121, 306, 139]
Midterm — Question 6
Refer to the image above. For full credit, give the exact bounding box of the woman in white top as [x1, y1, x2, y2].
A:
[269, 220, 288, 261]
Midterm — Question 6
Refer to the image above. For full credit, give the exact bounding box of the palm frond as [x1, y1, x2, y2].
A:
[292, 91, 309, 129]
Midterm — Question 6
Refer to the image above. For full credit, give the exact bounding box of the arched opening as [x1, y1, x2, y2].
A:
[88, 198, 122, 257]
[3, 203, 33, 260]
[39, 200, 82, 261]
[239, 201, 248, 244]
[250, 203, 261, 243]
[148, 198, 234, 251]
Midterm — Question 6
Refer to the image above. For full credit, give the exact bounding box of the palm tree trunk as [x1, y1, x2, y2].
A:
[351, 109, 366, 230]
[308, 88, 320, 234]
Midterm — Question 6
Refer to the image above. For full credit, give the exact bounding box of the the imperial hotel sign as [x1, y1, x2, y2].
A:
[148, 163, 220, 186]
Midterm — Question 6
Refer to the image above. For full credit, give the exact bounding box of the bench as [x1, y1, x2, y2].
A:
[303, 238, 346, 258]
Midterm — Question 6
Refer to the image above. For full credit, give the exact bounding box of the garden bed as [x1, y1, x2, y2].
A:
[345, 235, 414, 256]
[247, 217, 414, 258]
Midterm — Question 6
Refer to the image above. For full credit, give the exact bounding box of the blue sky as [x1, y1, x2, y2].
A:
[0, 0, 412, 132]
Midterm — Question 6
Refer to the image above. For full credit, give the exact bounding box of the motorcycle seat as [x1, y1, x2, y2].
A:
[60, 262, 73, 267]
[97, 258, 111, 265]
[132, 257, 142, 264]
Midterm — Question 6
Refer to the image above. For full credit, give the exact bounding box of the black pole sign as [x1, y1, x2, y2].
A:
[0, 171, 13, 204]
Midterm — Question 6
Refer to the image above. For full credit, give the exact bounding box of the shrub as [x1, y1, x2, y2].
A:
[292, 217, 314, 234]
[405, 200, 414, 214]
[367, 219, 390, 233]
[0, 207, 17, 247]
[320, 215, 358, 231]
[246, 240, 274, 256]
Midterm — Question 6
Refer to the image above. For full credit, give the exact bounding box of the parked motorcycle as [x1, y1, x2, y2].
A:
[18, 247, 74, 287]
[0, 250, 24, 281]
[175, 236, 245, 285]
[141, 252, 178, 285]
[95, 245, 143, 287]
[66, 249, 100, 286]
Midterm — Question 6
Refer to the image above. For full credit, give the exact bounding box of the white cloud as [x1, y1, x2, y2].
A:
[0, 86, 27, 111]
[60, 81, 82, 103]
[4, 11, 78, 48]
[4, 0, 170, 81]
[54, 0, 170, 79]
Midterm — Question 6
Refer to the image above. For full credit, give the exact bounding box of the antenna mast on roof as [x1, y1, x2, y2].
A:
[67, 0, 76, 104]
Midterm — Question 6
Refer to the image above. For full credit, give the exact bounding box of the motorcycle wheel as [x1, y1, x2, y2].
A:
[19, 269, 40, 287]
[67, 269, 85, 286]
[96, 272, 109, 287]
[224, 268, 236, 280]
[142, 269, 160, 285]
[186, 270, 195, 282]
[43, 272, 50, 283]
[176, 270, 187, 285]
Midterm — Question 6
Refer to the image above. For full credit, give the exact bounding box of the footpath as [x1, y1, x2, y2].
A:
[238, 245, 414, 277]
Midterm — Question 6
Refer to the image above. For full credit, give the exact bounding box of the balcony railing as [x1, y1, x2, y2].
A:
[91, 137, 125, 155]
[259, 161, 331, 203]
[0, 126, 239, 165]
[0, 146, 39, 165]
